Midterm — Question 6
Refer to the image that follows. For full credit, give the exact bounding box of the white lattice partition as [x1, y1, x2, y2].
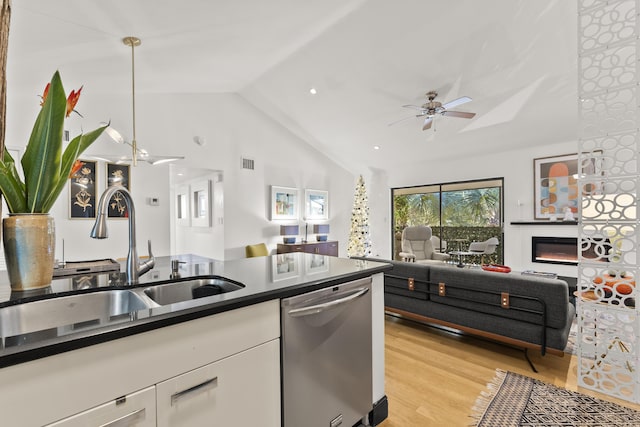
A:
[578, 0, 640, 403]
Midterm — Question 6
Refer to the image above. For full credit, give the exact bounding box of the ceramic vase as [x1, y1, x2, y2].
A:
[2, 213, 55, 291]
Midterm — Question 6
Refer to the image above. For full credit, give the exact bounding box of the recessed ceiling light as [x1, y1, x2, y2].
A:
[309, 88, 317, 95]
[373, 145, 380, 150]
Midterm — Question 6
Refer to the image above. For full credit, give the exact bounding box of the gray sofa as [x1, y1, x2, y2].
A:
[362, 258, 575, 363]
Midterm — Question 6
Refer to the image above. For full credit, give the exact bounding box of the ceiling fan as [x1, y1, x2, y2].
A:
[393, 91, 476, 130]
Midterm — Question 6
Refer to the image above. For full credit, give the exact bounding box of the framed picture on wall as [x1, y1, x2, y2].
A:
[176, 184, 191, 227]
[69, 160, 97, 219]
[191, 179, 212, 227]
[533, 153, 580, 220]
[271, 186, 299, 220]
[106, 163, 130, 218]
[304, 189, 329, 220]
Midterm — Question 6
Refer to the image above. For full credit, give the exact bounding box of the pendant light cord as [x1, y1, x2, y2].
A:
[130, 39, 137, 166]
[123, 36, 141, 166]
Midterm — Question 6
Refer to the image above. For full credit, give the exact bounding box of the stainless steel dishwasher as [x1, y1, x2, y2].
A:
[281, 276, 372, 427]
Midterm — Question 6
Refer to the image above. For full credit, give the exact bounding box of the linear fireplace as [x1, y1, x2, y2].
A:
[531, 236, 610, 265]
[532, 237, 578, 265]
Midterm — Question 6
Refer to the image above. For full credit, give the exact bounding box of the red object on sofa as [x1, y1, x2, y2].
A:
[481, 264, 512, 273]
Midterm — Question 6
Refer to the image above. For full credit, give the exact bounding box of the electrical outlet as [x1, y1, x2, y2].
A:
[147, 197, 160, 206]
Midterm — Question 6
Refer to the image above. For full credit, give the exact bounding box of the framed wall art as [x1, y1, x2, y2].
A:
[304, 189, 329, 220]
[106, 163, 130, 218]
[533, 153, 580, 220]
[271, 186, 299, 220]
[69, 160, 97, 219]
[176, 184, 190, 227]
[191, 179, 212, 227]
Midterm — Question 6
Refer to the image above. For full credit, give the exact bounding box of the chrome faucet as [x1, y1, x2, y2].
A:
[90, 186, 155, 285]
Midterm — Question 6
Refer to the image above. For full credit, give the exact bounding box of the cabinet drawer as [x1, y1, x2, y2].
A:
[326, 242, 338, 256]
[46, 386, 156, 427]
[156, 339, 280, 427]
[303, 242, 326, 254]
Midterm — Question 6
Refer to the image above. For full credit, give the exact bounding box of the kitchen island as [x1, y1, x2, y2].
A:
[0, 253, 390, 426]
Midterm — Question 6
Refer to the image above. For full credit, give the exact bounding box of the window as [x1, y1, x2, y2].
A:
[392, 178, 504, 263]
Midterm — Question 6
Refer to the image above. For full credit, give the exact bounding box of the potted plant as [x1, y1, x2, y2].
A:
[0, 71, 107, 290]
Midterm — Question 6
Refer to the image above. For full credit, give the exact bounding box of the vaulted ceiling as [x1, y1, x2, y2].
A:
[7, 0, 578, 174]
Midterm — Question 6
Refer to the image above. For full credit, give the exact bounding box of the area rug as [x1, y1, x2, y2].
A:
[470, 370, 640, 426]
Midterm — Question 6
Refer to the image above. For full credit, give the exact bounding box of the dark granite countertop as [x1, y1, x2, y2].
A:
[0, 254, 391, 368]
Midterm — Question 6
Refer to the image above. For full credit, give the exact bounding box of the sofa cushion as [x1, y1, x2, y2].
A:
[427, 265, 571, 330]
[379, 258, 430, 300]
[424, 300, 575, 350]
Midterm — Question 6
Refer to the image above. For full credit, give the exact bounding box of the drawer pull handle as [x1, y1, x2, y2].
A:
[288, 288, 369, 317]
[171, 377, 218, 406]
[99, 408, 146, 427]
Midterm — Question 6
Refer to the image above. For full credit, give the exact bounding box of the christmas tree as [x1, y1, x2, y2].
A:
[347, 175, 372, 257]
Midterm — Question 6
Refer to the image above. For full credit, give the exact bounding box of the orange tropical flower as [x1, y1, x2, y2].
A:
[41, 82, 83, 117]
[66, 86, 83, 117]
[69, 159, 84, 178]
[40, 83, 51, 106]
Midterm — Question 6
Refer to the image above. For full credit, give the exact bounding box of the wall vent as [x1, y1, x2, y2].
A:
[241, 157, 255, 170]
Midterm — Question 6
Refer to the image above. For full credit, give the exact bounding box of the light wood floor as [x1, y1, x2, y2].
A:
[380, 314, 640, 427]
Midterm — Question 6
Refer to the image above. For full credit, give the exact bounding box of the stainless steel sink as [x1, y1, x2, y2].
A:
[0, 290, 152, 338]
[143, 277, 245, 306]
[0, 276, 245, 341]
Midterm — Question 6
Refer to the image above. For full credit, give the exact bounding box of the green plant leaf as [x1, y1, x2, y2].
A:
[21, 71, 66, 213]
[40, 124, 107, 212]
[0, 149, 27, 213]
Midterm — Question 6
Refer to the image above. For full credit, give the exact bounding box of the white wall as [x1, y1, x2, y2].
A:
[4, 89, 355, 262]
[366, 139, 579, 277]
[170, 169, 225, 260]
[5, 75, 578, 268]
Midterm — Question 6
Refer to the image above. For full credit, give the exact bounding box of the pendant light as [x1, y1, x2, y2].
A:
[99, 36, 184, 166]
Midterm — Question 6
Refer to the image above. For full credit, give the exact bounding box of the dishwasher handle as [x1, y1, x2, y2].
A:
[287, 287, 369, 318]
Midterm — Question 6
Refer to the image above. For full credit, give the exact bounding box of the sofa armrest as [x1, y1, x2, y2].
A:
[432, 252, 451, 261]
[399, 252, 416, 262]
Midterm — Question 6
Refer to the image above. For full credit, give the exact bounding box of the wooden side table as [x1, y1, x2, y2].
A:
[276, 240, 339, 256]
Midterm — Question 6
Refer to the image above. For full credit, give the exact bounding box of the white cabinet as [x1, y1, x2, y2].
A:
[47, 340, 280, 427]
[46, 386, 156, 427]
[0, 300, 280, 426]
[156, 339, 280, 427]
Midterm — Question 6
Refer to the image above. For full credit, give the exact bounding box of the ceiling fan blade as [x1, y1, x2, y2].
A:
[442, 110, 476, 119]
[442, 96, 472, 110]
[422, 117, 433, 130]
[402, 104, 426, 111]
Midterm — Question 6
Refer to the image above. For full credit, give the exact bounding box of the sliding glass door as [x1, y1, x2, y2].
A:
[392, 178, 504, 263]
